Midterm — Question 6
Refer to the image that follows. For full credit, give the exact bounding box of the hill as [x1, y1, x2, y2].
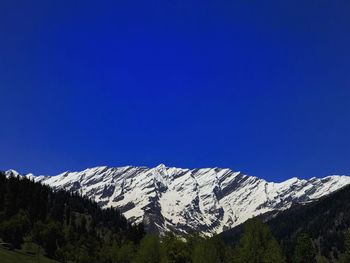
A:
[221, 184, 350, 262]
[0, 171, 144, 262]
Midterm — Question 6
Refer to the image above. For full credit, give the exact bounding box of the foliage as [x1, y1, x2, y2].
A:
[160, 232, 191, 263]
[292, 232, 316, 263]
[192, 235, 227, 263]
[234, 218, 285, 263]
[315, 255, 329, 263]
[267, 185, 350, 261]
[0, 210, 31, 248]
[132, 235, 160, 263]
[222, 184, 350, 262]
[338, 228, 350, 263]
[0, 172, 144, 262]
[345, 228, 350, 255]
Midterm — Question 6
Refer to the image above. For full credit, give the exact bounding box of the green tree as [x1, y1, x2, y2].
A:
[293, 233, 316, 263]
[0, 210, 31, 248]
[0, 172, 6, 215]
[161, 232, 190, 263]
[339, 229, 350, 263]
[235, 218, 285, 263]
[118, 241, 136, 263]
[345, 228, 350, 256]
[133, 235, 160, 263]
[97, 242, 118, 263]
[75, 246, 91, 263]
[32, 221, 64, 257]
[3, 176, 19, 217]
[55, 243, 76, 263]
[315, 255, 329, 263]
[97, 241, 135, 263]
[192, 236, 227, 263]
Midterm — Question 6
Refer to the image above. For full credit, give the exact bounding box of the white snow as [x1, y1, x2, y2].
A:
[5, 165, 350, 236]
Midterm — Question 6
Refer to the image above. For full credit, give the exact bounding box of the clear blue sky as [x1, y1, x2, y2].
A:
[1, 1, 350, 181]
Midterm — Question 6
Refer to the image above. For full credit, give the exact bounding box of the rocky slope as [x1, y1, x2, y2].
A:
[5, 165, 350, 235]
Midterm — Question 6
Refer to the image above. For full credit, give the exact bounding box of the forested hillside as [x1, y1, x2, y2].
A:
[222, 185, 350, 262]
[268, 184, 350, 262]
[0, 172, 144, 262]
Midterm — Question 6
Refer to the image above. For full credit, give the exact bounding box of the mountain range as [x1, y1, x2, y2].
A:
[5, 165, 350, 236]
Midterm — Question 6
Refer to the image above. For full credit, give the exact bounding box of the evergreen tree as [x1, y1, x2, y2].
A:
[315, 255, 329, 263]
[3, 176, 19, 217]
[339, 229, 350, 263]
[132, 235, 161, 263]
[192, 236, 227, 263]
[161, 232, 190, 263]
[235, 218, 285, 263]
[0, 210, 31, 248]
[32, 220, 64, 257]
[293, 233, 316, 263]
[96, 241, 118, 263]
[0, 172, 6, 216]
[345, 228, 350, 256]
[118, 241, 136, 263]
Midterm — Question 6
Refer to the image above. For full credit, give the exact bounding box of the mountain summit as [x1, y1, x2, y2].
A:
[5, 165, 350, 235]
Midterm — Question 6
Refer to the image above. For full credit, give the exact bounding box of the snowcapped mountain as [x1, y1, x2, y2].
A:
[5, 165, 350, 236]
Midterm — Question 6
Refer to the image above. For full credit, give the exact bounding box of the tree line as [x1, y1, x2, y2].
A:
[129, 218, 350, 263]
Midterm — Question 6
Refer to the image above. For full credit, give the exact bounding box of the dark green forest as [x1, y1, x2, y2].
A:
[0, 172, 349, 263]
[268, 184, 350, 262]
[222, 185, 350, 263]
[0, 172, 144, 262]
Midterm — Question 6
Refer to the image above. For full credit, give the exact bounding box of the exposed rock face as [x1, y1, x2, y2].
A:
[5, 165, 350, 235]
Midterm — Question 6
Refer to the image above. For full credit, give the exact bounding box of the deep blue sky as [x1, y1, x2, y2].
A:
[1, 1, 350, 181]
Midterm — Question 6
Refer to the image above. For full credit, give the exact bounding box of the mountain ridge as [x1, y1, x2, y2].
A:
[5, 164, 350, 236]
[220, 183, 350, 261]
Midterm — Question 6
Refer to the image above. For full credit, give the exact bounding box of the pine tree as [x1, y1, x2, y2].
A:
[3, 176, 19, 217]
[161, 232, 190, 263]
[132, 235, 160, 263]
[345, 228, 350, 256]
[118, 241, 136, 263]
[0, 210, 31, 248]
[32, 220, 64, 257]
[0, 172, 6, 214]
[192, 236, 227, 263]
[235, 218, 285, 263]
[339, 229, 350, 263]
[315, 255, 329, 263]
[293, 232, 316, 263]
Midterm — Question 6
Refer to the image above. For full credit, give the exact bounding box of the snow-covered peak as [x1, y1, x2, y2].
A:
[5, 165, 350, 236]
[5, 169, 20, 177]
[155, 163, 167, 169]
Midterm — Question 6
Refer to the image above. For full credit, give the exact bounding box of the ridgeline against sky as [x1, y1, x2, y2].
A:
[1, 1, 349, 181]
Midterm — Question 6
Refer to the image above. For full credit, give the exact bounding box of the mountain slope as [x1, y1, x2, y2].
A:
[6, 165, 350, 235]
[0, 172, 144, 262]
[221, 184, 350, 262]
